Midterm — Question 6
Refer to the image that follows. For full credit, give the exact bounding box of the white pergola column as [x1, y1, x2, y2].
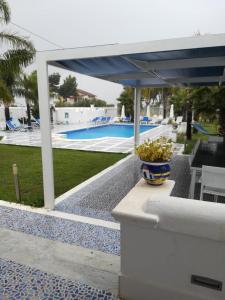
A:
[134, 87, 141, 149]
[37, 57, 55, 209]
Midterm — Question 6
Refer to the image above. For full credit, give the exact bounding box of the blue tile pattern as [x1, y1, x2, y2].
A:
[0, 258, 116, 299]
[0, 206, 120, 256]
[56, 155, 141, 222]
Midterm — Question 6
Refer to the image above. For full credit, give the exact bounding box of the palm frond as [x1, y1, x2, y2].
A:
[0, 48, 35, 74]
[0, 0, 10, 24]
[0, 31, 35, 51]
[13, 71, 38, 105]
[0, 79, 12, 103]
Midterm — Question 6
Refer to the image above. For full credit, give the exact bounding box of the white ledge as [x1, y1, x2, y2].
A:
[112, 178, 225, 242]
[112, 179, 175, 228]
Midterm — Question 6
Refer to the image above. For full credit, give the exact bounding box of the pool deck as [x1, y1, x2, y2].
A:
[0, 122, 172, 153]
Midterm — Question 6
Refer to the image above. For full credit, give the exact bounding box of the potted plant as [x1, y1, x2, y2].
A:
[136, 137, 173, 185]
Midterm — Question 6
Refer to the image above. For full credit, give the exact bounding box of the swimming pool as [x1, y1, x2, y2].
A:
[60, 124, 157, 140]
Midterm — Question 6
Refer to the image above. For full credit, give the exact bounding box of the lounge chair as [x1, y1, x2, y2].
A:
[192, 123, 218, 136]
[91, 117, 99, 124]
[6, 120, 27, 131]
[141, 116, 151, 124]
[34, 118, 40, 126]
[101, 117, 107, 123]
[176, 116, 183, 125]
[161, 117, 170, 125]
[11, 118, 31, 130]
[31, 117, 40, 127]
[105, 117, 111, 123]
[121, 116, 131, 122]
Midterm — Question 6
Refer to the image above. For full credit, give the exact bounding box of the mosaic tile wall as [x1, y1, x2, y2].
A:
[0, 206, 120, 256]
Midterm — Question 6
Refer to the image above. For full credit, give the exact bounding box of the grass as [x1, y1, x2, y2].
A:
[177, 122, 218, 154]
[0, 145, 127, 207]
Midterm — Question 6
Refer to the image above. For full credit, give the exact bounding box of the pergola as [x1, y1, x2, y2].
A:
[36, 33, 225, 209]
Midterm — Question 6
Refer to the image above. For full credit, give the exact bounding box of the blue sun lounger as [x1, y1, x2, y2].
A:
[6, 120, 27, 131]
[192, 123, 214, 135]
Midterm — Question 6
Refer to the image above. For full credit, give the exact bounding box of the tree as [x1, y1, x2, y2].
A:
[55, 98, 107, 108]
[49, 72, 60, 95]
[0, 0, 35, 126]
[58, 75, 77, 100]
[117, 87, 134, 120]
[193, 86, 225, 138]
[14, 71, 38, 127]
[171, 88, 194, 140]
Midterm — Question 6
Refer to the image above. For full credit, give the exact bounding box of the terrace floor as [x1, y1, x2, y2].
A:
[0, 150, 186, 299]
[0, 123, 185, 299]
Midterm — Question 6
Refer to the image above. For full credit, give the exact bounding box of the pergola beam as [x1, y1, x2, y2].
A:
[130, 56, 225, 71]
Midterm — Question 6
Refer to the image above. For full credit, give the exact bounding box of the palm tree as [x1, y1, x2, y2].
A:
[0, 0, 35, 125]
[14, 71, 38, 127]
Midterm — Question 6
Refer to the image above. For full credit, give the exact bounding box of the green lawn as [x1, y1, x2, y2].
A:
[177, 122, 218, 154]
[0, 145, 127, 207]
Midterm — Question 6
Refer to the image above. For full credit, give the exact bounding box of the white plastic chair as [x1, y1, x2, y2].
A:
[176, 116, 183, 125]
[200, 165, 225, 201]
[161, 117, 169, 125]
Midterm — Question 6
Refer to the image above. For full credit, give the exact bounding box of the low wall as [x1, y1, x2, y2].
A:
[0, 107, 27, 122]
[113, 181, 225, 300]
[55, 107, 110, 124]
[0, 106, 117, 125]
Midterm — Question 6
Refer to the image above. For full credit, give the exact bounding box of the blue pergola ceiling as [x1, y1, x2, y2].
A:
[55, 45, 225, 87]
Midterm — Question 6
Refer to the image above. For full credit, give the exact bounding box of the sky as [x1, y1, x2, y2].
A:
[6, 0, 225, 104]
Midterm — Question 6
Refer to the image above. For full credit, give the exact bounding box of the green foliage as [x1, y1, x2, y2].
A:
[176, 123, 218, 154]
[58, 75, 77, 100]
[117, 87, 134, 120]
[0, 0, 35, 106]
[14, 70, 38, 124]
[14, 71, 38, 104]
[0, 145, 126, 207]
[136, 137, 173, 162]
[55, 98, 107, 107]
[49, 72, 60, 95]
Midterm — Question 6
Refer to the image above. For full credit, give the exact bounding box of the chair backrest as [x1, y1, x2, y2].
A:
[176, 116, 183, 124]
[193, 123, 208, 135]
[202, 165, 225, 190]
[6, 120, 15, 129]
[208, 136, 223, 143]
[161, 117, 169, 125]
[11, 118, 21, 128]
[142, 116, 149, 122]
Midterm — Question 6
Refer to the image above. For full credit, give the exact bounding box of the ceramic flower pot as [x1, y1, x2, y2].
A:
[140, 160, 170, 186]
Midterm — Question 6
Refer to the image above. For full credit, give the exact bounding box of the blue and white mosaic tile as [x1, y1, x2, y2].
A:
[0, 206, 120, 256]
[0, 258, 116, 299]
[55, 155, 141, 222]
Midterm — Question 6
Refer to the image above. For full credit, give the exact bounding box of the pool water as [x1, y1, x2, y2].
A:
[60, 124, 157, 140]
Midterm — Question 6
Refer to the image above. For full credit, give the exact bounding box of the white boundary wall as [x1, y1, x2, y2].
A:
[0, 106, 117, 125]
[0, 107, 27, 122]
[54, 107, 117, 124]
